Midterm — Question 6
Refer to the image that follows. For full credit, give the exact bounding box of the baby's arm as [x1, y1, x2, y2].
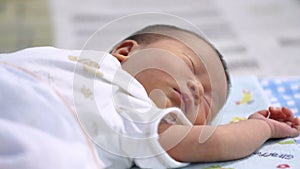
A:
[158, 107, 300, 162]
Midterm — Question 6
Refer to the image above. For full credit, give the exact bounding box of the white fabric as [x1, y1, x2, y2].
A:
[0, 63, 100, 169]
[0, 47, 192, 168]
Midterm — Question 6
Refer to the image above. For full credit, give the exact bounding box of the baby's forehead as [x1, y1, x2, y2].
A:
[147, 30, 217, 57]
[138, 29, 228, 80]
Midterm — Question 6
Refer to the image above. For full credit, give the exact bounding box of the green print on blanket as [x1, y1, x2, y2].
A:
[278, 139, 297, 145]
[277, 137, 300, 145]
[202, 165, 234, 169]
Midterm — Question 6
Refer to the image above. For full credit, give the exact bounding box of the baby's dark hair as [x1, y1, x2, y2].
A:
[114, 24, 231, 93]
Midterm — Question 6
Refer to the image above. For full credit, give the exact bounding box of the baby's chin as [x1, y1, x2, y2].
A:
[195, 97, 214, 125]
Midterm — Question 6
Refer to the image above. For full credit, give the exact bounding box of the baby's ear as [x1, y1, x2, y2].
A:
[111, 40, 139, 62]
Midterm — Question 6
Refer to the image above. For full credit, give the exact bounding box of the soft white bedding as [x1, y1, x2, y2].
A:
[0, 62, 100, 169]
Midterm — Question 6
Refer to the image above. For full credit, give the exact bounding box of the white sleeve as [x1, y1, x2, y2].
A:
[131, 108, 192, 169]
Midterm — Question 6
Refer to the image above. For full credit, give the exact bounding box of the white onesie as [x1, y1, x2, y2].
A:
[0, 47, 192, 169]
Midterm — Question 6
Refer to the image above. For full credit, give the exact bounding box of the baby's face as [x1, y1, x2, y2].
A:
[121, 38, 228, 125]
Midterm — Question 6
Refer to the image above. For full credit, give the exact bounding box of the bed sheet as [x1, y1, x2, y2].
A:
[185, 76, 300, 169]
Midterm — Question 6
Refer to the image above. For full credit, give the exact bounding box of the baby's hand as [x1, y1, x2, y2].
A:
[249, 107, 300, 139]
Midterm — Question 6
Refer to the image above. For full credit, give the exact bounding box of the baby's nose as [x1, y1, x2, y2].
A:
[187, 80, 204, 104]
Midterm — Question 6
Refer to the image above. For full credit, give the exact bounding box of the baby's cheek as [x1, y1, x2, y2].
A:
[195, 113, 206, 125]
[149, 89, 169, 109]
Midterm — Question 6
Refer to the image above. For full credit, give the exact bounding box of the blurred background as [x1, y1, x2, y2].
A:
[1, 0, 300, 76]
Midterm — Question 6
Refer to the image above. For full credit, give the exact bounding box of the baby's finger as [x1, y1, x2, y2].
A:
[269, 107, 286, 119]
[292, 122, 300, 136]
[282, 107, 295, 122]
[269, 107, 282, 114]
[290, 127, 300, 137]
[292, 117, 300, 129]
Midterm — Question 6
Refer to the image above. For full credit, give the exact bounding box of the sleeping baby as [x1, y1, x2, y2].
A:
[0, 24, 299, 169]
